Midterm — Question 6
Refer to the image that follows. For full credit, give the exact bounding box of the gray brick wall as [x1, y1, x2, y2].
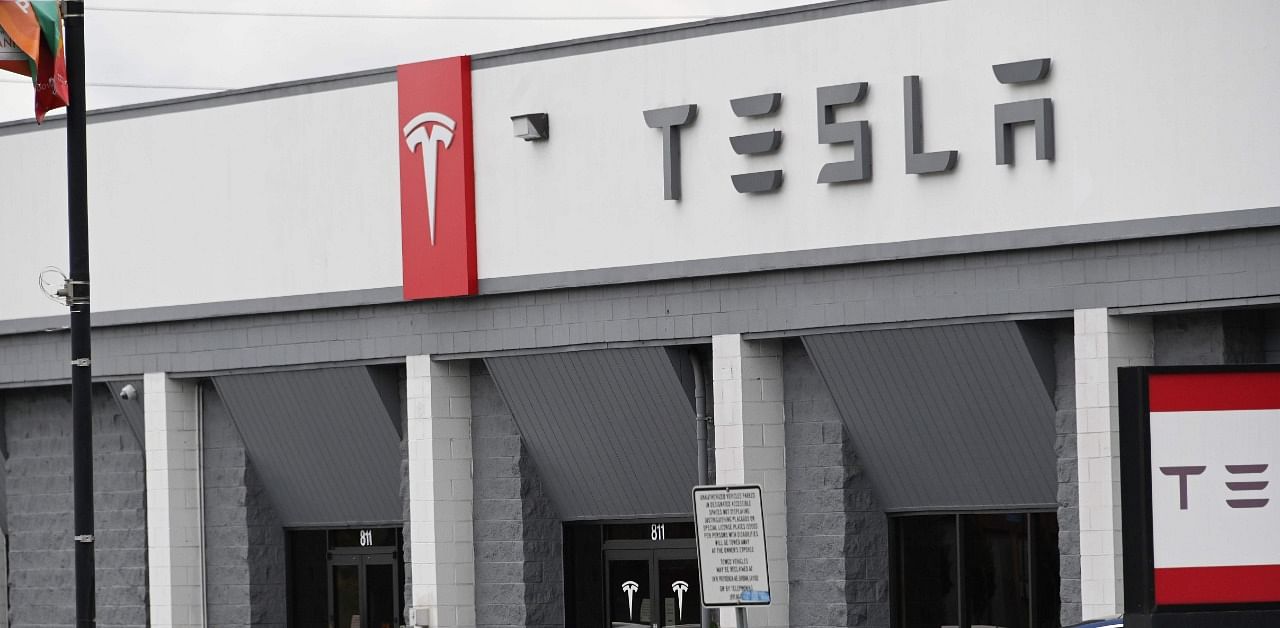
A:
[782, 340, 889, 628]
[202, 385, 287, 628]
[2, 387, 148, 628]
[470, 362, 563, 628]
[1053, 321, 1080, 627]
[1154, 310, 1272, 366]
[2, 228, 1279, 387]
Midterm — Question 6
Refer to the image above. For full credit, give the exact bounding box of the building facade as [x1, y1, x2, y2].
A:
[1, 1, 1279, 627]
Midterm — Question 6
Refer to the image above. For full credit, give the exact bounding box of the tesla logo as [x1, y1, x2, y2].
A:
[397, 56, 477, 300]
[672, 581, 689, 619]
[621, 581, 639, 619]
[403, 112, 456, 245]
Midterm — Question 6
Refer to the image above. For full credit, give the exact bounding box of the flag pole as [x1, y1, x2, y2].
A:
[63, 3, 96, 628]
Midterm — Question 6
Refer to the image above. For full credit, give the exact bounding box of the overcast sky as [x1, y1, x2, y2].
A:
[0, 0, 807, 123]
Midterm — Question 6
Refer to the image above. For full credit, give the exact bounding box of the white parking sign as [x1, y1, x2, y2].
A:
[693, 484, 771, 606]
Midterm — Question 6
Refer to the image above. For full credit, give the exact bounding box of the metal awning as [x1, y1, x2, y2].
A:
[485, 347, 696, 520]
[212, 366, 402, 527]
[802, 321, 1058, 511]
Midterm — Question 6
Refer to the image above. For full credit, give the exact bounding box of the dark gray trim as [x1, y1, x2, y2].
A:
[2, 207, 1277, 338]
[0, 357, 406, 390]
[0, 0, 943, 133]
[434, 337, 708, 361]
[477, 206, 1280, 294]
[1110, 295, 1280, 316]
[1, 225, 1276, 388]
[0, 286, 402, 337]
[172, 357, 406, 381]
[882, 503, 1059, 514]
[741, 310, 1071, 340]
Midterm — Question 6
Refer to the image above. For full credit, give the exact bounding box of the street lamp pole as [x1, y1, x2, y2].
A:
[63, 4, 96, 628]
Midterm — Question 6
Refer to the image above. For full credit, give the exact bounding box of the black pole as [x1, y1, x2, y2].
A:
[64, 4, 95, 628]
[690, 351, 711, 628]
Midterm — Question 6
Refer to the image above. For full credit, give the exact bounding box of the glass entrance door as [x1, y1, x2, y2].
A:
[329, 554, 399, 628]
[656, 550, 700, 628]
[606, 549, 701, 628]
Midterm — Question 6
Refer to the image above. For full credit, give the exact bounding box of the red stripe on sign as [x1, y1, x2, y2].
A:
[1155, 565, 1280, 605]
[1149, 372, 1280, 412]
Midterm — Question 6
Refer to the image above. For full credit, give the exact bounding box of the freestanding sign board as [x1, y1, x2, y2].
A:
[1119, 366, 1280, 628]
[692, 484, 771, 607]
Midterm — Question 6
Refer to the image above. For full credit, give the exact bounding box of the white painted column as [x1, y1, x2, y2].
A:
[712, 334, 789, 628]
[1074, 309, 1153, 619]
[143, 373, 205, 628]
[406, 356, 476, 628]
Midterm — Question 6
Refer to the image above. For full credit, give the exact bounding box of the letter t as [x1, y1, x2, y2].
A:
[643, 104, 698, 200]
[1160, 466, 1207, 510]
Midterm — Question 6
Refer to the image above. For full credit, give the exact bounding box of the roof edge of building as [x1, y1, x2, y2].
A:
[0, 0, 942, 134]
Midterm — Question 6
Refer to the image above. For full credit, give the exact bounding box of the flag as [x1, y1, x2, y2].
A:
[0, 1, 68, 123]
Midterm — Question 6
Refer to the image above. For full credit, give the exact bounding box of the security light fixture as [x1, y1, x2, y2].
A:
[511, 113, 549, 141]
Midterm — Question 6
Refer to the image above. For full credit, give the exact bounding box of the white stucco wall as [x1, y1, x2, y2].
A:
[3, 0, 1279, 321]
[472, 0, 1280, 280]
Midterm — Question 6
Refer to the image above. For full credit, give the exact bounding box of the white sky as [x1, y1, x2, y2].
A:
[0, 0, 808, 123]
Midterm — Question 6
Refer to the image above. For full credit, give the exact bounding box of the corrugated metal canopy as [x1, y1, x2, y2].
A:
[803, 322, 1057, 511]
[485, 347, 697, 521]
[212, 366, 402, 527]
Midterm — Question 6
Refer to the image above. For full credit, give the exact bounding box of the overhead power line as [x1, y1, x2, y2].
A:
[86, 7, 719, 21]
[0, 77, 228, 91]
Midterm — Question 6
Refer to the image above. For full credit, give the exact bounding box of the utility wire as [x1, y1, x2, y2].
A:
[0, 77, 228, 91]
[87, 6, 719, 21]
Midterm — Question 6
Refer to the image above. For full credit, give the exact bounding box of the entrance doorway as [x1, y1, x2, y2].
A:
[288, 528, 404, 628]
[566, 521, 702, 628]
[606, 548, 700, 628]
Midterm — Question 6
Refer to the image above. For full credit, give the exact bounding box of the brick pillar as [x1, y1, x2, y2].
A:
[712, 334, 789, 628]
[407, 356, 476, 628]
[143, 372, 206, 628]
[1073, 310, 1152, 619]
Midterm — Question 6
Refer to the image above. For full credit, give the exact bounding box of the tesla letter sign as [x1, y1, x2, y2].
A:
[1146, 371, 1280, 606]
[397, 56, 477, 300]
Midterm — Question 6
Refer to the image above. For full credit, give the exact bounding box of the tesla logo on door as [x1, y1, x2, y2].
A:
[672, 581, 689, 619]
[397, 56, 477, 300]
[621, 581, 639, 619]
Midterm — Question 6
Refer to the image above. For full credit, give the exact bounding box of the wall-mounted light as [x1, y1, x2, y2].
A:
[511, 113, 549, 141]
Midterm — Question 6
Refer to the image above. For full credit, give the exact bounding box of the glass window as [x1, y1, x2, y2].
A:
[898, 515, 959, 628]
[894, 512, 1059, 628]
[964, 513, 1029, 627]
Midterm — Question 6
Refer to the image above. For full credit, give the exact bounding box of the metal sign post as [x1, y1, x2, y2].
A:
[692, 483, 771, 623]
[62, 4, 96, 628]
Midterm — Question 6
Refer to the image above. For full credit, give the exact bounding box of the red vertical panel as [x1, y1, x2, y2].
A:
[397, 56, 477, 300]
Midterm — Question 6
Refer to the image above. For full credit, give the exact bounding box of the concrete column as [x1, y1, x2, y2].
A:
[406, 356, 476, 628]
[712, 334, 789, 628]
[1073, 309, 1152, 619]
[143, 373, 205, 628]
